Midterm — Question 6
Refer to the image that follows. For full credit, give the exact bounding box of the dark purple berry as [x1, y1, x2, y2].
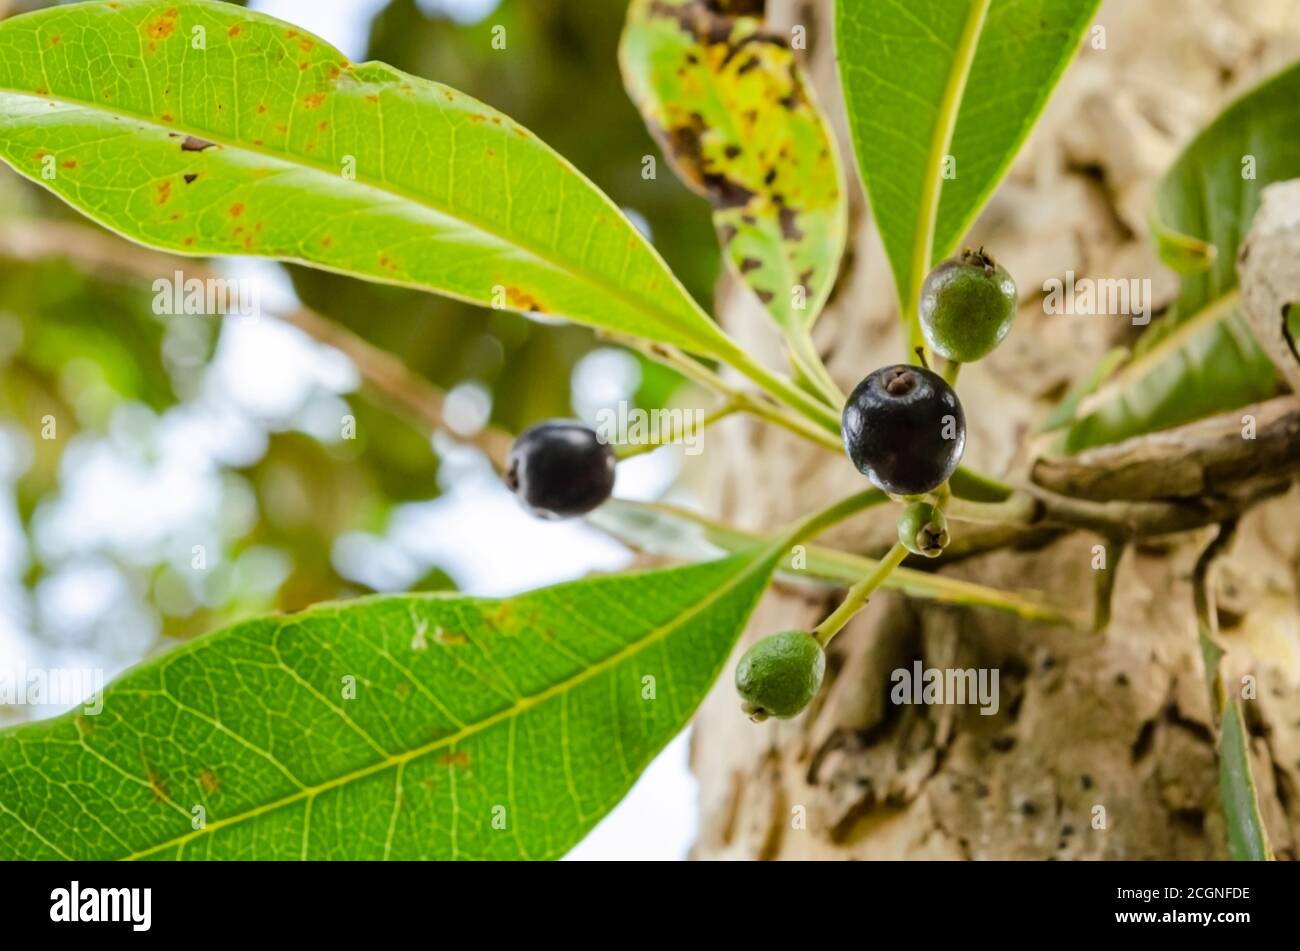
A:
[841, 365, 966, 496]
[505, 420, 615, 519]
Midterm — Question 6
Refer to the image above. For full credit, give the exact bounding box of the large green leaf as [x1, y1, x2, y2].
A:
[0, 0, 739, 362]
[0, 550, 778, 859]
[836, 0, 1099, 347]
[620, 0, 847, 350]
[1057, 65, 1300, 452]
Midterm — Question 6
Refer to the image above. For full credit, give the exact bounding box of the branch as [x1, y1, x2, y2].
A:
[0, 220, 512, 469]
[1031, 395, 1300, 502]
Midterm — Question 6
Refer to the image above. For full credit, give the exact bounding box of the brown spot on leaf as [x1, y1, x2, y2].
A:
[738, 257, 762, 274]
[183, 236, 195, 246]
[504, 287, 546, 313]
[468, 114, 486, 124]
[198, 769, 220, 794]
[434, 626, 467, 646]
[228, 25, 241, 38]
[49, 35, 62, 46]
[181, 135, 215, 152]
[61, 159, 77, 170]
[303, 92, 326, 109]
[156, 180, 172, 204]
[183, 173, 198, 184]
[160, 113, 174, 123]
[229, 202, 245, 217]
[438, 751, 471, 768]
[778, 204, 803, 241]
[74, 714, 93, 736]
[147, 769, 169, 802]
[321, 235, 333, 248]
[256, 103, 267, 114]
[146, 9, 177, 41]
[299, 38, 315, 51]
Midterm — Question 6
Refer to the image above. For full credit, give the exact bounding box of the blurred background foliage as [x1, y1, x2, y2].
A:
[0, 0, 719, 708]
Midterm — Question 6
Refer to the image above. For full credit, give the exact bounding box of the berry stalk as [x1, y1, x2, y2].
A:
[811, 542, 910, 646]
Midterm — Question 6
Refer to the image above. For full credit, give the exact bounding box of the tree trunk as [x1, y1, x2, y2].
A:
[691, 0, 1300, 860]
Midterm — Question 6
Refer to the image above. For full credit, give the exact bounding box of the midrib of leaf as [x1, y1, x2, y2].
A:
[1075, 289, 1240, 419]
[121, 547, 776, 861]
[905, 0, 990, 349]
[0, 83, 732, 362]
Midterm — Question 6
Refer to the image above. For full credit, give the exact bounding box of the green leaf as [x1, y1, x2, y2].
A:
[591, 499, 1080, 628]
[1036, 346, 1128, 434]
[0, 550, 779, 859]
[836, 0, 1099, 347]
[1057, 63, 1300, 452]
[1219, 701, 1273, 861]
[0, 0, 740, 362]
[620, 0, 848, 344]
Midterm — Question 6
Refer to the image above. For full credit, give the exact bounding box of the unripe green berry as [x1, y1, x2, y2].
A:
[734, 630, 825, 721]
[919, 248, 1017, 362]
[897, 502, 949, 558]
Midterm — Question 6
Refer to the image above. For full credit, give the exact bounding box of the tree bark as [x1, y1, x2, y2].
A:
[691, 0, 1300, 860]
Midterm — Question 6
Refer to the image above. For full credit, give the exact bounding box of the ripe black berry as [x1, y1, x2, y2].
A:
[841, 364, 966, 496]
[505, 420, 615, 519]
[918, 248, 1017, 362]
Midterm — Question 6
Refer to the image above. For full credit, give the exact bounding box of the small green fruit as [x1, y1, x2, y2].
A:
[735, 630, 825, 721]
[897, 502, 949, 558]
[919, 248, 1017, 362]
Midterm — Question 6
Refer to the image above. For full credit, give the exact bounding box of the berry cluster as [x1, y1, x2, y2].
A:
[500, 249, 1016, 723]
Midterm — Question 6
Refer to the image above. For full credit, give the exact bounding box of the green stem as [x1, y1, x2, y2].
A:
[946, 493, 1039, 526]
[613, 400, 740, 461]
[723, 344, 843, 435]
[626, 339, 843, 451]
[781, 489, 890, 546]
[942, 359, 962, 387]
[787, 328, 846, 410]
[812, 542, 910, 646]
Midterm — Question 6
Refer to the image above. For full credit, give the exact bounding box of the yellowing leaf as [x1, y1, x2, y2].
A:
[620, 0, 847, 339]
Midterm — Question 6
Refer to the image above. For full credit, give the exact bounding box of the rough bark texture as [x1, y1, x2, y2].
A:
[691, 0, 1300, 860]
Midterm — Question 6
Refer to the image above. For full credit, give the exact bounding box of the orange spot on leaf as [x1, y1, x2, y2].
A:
[303, 92, 326, 109]
[156, 180, 172, 204]
[61, 159, 77, 169]
[229, 202, 245, 217]
[228, 25, 241, 38]
[146, 9, 177, 41]
[197, 769, 220, 794]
